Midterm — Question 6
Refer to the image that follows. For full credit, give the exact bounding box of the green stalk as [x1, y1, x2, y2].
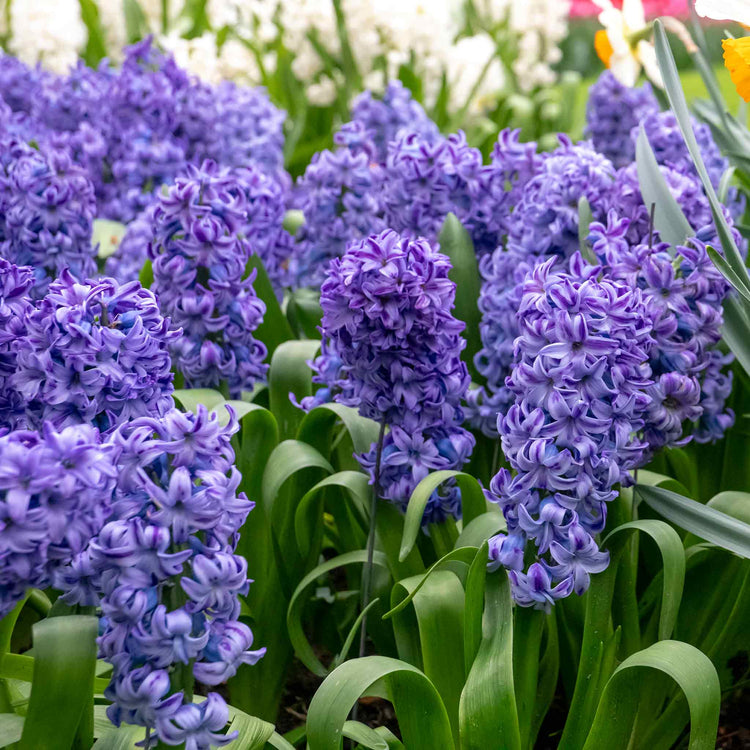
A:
[513, 608, 545, 749]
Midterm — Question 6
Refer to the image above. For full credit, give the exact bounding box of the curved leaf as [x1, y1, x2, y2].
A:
[18, 616, 98, 750]
[269, 340, 321, 440]
[636, 484, 750, 559]
[583, 640, 720, 750]
[342, 721, 389, 750]
[454, 511, 506, 550]
[173, 388, 226, 413]
[306, 657, 455, 750]
[400, 471, 487, 561]
[298, 402, 380, 457]
[604, 520, 685, 641]
[286, 550, 390, 677]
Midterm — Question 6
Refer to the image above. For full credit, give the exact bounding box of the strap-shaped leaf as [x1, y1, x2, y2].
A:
[400, 471, 488, 561]
[306, 657, 455, 750]
[722, 294, 750, 377]
[583, 640, 720, 750]
[298, 402, 380, 456]
[636, 484, 750, 558]
[18, 616, 98, 750]
[454, 511, 506, 550]
[173, 388, 226, 413]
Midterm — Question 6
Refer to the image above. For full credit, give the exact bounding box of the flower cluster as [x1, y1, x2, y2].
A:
[469, 137, 617, 435]
[0, 422, 116, 617]
[585, 71, 660, 168]
[314, 230, 474, 521]
[77, 406, 265, 748]
[590, 212, 734, 448]
[488, 254, 654, 609]
[149, 161, 268, 397]
[0, 259, 33, 431]
[12, 271, 178, 432]
[0, 137, 97, 296]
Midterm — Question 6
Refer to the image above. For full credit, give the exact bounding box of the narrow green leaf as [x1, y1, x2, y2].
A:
[334, 599, 382, 668]
[578, 196, 597, 263]
[583, 641, 720, 750]
[173, 388, 227, 413]
[438, 213, 482, 380]
[269, 340, 321, 440]
[306, 657, 455, 750]
[286, 550, 389, 676]
[722, 294, 750, 377]
[718, 166, 737, 204]
[224, 706, 275, 749]
[266, 733, 297, 750]
[454, 511, 506, 550]
[463, 543, 489, 675]
[400, 471, 488, 561]
[19, 616, 98, 750]
[286, 287, 322, 339]
[342, 721, 389, 750]
[636, 484, 750, 558]
[706, 246, 750, 305]
[459, 571, 521, 750]
[635, 125, 693, 247]
[298, 402, 380, 456]
[245, 254, 294, 360]
[138, 259, 153, 289]
[123, 0, 148, 43]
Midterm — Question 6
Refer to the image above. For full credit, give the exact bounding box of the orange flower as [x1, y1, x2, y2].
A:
[723, 37, 750, 102]
[595, 29, 615, 67]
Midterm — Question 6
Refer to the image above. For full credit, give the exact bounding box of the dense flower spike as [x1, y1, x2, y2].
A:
[149, 160, 268, 397]
[488, 254, 654, 609]
[0, 138, 97, 296]
[469, 137, 617, 435]
[82, 406, 264, 748]
[0, 259, 33, 431]
[585, 71, 660, 168]
[0, 423, 116, 616]
[590, 212, 734, 447]
[313, 229, 474, 521]
[12, 272, 178, 432]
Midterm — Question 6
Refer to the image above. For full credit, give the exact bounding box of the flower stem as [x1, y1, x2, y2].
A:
[358, 420, 387, 660]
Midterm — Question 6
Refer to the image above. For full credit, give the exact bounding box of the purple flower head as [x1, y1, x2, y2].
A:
[585, 71, 660, 168]
[0, 423, 116, 616]
[157, 693, 236, 750]
[12, 271, 179, 432]
[149, 160, 268, 397]
[487, 253, 654, 606]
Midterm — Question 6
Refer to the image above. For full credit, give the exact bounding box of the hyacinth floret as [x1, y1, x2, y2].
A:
[12, 271, 178, 432]
[77, 405, 265, 749]
[314, 229, 474, 522]
[487, 253, 654, 609]
[149, 160, 268, 397]
[0, 422, 116, 617]
[585, 71, 660, 168]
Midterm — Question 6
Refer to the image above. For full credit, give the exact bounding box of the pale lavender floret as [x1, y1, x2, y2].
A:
[149, 160, 268, 397]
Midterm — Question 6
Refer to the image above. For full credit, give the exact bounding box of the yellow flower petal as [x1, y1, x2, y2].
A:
[723, 37, 750, 103]
[595, 29, 614, 68]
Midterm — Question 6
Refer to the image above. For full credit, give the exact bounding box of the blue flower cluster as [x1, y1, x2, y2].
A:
[590, 212, 734, 447]
[149, 161, 268, 397]
[585, 71, 660, 168]
[314, 229, 474, 522]
[0, 136, 97, 296]
[11, 271, 177, 432]
[487, 254, 654, 609]
[0, 39, 287, 224]
[469, 137, 617, 435]
[0, 422, 116, 617]
[73, 406, 264, 749]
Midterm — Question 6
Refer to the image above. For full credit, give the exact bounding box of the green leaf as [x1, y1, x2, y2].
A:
[635, 125, 693, 247]
[306, 657, 455, 750]
[173, 388, 227, 414]
[578, 196, 597, 264]
[636, 484, 750, 558]
[286, 550, 389, 676]
[138, 259, 153, 289]
[122, 0, 148, 44]
[438, 214, 482, 380]
[298, 402, 380, 457]
[286, 288, 322, 339]
[400, 471, 488, 561]
[459, 571, 521, 750]
[722, 294, 750, 377]
[604, 520, 685, 641]
[92, 723, 144, 749]
[266, 733, 297, 750]
[245, 254, 294, 360]
[583, 641, 720, 750]
[342, 721, 389, 750]
[706, 246, 750, 306]
[93, 219, 127, 260]
[0, 715, 24, 748]
[18, 616, 98, 750]
[269, 340, 321, 440]
[224, 706, 275, 749]
[454, 511, 506, 550]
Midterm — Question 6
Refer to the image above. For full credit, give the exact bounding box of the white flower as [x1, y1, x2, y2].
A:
[446, 33, 505, 115]
[593, 0, 661, 88]
[694, 0, 750, 26]
[8, 0, 87, 72]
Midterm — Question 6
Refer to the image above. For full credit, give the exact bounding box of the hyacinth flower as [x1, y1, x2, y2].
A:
[468, 136, 618, 436]
[0, 135, 97, 296]
[12, 271, 178, 432]
[0, 422, 116, 617]
[67, 406, 265, 749]
[487, 253, 655, 610]
[585, 70, 660, 168]
[315, 228, 474, 523]
[149, 160, 268, 397]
